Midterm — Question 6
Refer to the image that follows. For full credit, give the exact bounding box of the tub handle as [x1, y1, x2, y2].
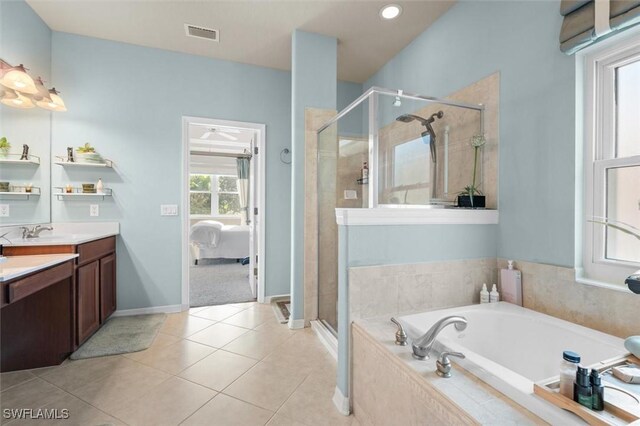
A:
[390, 317, 408, 346]
[437, 352, 465, 378]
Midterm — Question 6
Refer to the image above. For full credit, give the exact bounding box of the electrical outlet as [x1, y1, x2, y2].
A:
[0, 204, 8, 217]
[160, 204, 178, 216]
[90, 204, 99, 217]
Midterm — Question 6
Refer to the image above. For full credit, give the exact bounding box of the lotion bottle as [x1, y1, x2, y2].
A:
[480, 284, 489, 304]
[490, 284, 500, 303]
[97, 178, 104, 194]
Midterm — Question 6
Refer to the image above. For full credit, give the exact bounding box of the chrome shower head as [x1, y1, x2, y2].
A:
[395, 114, 416, 123]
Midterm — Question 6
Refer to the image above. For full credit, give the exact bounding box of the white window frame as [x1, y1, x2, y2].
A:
[582, 32, 640, 287]
[189, 174, 241, 217]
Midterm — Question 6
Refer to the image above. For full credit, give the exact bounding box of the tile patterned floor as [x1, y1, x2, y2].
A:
[0, 302, 357, 426]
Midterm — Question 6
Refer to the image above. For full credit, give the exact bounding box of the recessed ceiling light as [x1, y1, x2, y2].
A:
[380, 4, 402, 20]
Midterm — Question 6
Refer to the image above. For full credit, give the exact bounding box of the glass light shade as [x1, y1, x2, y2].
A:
[48, 89, 67, 112]
[0, 64, 38, 94]
[0, 88, 35, 109]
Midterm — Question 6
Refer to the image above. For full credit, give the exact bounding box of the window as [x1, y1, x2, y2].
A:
[189, 174, 241, 216]
[583, 34, 640, 285]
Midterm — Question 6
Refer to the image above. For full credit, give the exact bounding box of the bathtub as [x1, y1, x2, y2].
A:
[399, 302, 628, 424]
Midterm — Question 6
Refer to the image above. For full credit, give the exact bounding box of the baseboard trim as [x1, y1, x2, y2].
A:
[332, 386, 350, 416]
[264, 293, 290, 303]
[310, 320, 338, 361]
[288, 318, 305, 329]
[112, 304, 184, 317]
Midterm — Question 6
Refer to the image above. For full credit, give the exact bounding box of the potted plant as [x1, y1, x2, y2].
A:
[0, 137, 11, 159]
[457, 134, 486, 208]
[75, 142, 103, 163]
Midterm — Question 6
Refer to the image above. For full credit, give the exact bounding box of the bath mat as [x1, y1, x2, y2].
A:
[271, 298, 291, 324]
[70, 314, 166, 360]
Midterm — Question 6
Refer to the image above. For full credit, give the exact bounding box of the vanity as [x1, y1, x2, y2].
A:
[1, 225, 119, 372]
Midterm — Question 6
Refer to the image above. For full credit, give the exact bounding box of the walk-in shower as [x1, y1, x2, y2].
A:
[315, 87, 484, 334]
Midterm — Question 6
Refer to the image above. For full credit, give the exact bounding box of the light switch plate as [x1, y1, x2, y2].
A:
[0, 204, 8, 217]
[161, 204, 178, 216]
[90, 204, 99, 217]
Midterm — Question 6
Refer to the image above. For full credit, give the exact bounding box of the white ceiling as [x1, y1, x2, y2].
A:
[26, 0, 454, 83]
[189, 123, 254, 155]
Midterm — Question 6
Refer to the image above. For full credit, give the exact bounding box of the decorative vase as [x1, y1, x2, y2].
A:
[457, 195, 486, 208]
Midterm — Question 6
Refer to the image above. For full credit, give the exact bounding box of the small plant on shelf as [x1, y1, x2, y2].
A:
[75, 142, 104, 164]
[457, 134, 486, 208]
[76, 142, 95, 153]
[0, 137, 11, 158]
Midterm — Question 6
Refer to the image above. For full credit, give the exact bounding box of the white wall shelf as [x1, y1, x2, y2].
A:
[0, 154, 40, 165]
[54, 187, 113, 200]
[54, 156, 113, 168]
[0, 186, 41, 200]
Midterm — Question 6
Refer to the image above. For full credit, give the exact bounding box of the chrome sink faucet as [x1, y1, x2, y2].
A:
[21, 225, 54, 239]
[412, 315, 467, 360]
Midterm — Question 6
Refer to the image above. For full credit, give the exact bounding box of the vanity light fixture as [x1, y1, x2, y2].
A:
[0, 61, 37, 94]
[380, 4, 402, 20]
[0, 87, 35, 109]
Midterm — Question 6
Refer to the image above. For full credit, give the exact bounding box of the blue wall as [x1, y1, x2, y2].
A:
[51, 32, 293, 308]
[365, 0, 576, 268]
[0, 0, 52, 226]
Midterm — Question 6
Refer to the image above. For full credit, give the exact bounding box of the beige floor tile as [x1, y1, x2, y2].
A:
[182, 393, 273, 426]
[253, 321, 298, 337]
[179, 350, 257, 391]
[191, 305, 244, 321]
[277, 373, 351, 426]
[230, 302, 257, 310]
[71, 361, 171, 413]
[7, 393, 124, 426]
[134, 339, 215, 375]
[123, 332, 181, 361]
[222, 329, 294, 360]
[109, 376, 215, 426]
[1, 370, 36, 392]
[187, 322, 249, 348]
[189, 306, 209, 314]
[262, 331, 334, 375]
[39, 356, 137, 392]
[265, 413, 308, 426]
[223, 361, 308, 411]
[0, 378, 68, 412]
[160, 312, 215, 337]
[222, 306, 277, 329]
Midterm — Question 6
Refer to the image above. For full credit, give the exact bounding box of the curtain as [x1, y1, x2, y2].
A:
[236, 157, 250, 225]
[560, 0, 640, 54]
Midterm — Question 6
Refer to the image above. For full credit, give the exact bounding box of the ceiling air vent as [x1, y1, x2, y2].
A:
[184, 24, 219, 42]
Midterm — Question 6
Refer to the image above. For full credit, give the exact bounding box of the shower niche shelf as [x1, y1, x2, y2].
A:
[54, 157, 113, 168]
[0, 186, 41, 200]
[54, 187, 112, 200]
[0, 154, 40, 166]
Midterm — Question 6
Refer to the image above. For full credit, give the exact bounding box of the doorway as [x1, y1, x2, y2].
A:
[181, 117, 266, 308]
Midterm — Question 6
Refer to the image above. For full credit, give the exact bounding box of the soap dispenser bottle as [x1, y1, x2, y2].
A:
[480, 284, 489, 304]
[490, 284, 500, 303]
[574, 366, 593, 408]
[590, 369, 604, 411]
[97, 178, 104, 194]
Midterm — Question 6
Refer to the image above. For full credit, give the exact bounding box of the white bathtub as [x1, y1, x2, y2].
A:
[399, 302, 628, 424]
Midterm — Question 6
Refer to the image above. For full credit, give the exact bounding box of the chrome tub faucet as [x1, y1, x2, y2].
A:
[412, 315, 467, 360]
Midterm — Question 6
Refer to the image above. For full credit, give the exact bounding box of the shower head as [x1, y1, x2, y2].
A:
[395, 111, 444, 126]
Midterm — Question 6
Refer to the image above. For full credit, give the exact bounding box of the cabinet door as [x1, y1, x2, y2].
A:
[100, 253, 116, 322]
[77, 260, 100, 344]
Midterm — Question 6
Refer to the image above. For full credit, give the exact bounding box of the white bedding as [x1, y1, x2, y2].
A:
[190, 220, 250, 261]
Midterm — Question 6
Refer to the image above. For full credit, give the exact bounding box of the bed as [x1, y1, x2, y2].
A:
[189, 220, 250, 264]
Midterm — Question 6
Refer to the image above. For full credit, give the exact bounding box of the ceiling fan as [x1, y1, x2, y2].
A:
[199, 126, 241, 141]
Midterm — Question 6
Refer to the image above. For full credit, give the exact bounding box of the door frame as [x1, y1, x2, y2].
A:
[181, 116, 266, 307]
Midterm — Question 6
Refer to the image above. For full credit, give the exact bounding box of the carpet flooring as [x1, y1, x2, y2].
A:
[190, 259, 255, 307]
[70, 314, 166, 360]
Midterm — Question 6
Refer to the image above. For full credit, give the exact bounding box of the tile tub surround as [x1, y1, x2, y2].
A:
[497, 259, 640, 339]
[351, 321, 543, 425]
[0, 301, 358, 425]
[349, 258, 497, 321]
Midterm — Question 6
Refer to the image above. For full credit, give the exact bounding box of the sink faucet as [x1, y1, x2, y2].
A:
[412, 315, 467, 360]
[21, 225, 54, 239]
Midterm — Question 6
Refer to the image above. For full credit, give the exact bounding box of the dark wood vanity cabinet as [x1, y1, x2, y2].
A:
[4, 236, 117, 348]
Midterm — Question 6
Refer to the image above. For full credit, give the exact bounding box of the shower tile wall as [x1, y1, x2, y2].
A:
[348, 258, 497, 321]
[377, 73, 499, 208]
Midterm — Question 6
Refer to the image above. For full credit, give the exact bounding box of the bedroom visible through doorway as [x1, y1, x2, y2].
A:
[182, 117, 265, 307]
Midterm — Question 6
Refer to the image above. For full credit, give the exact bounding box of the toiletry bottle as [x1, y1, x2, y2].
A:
[590, 370, 604, 411]
[489, 284, 500, 303]
[480, 283, 489, 304]
[559, 351, 580, 399]
[97, 178, 104, 194]
[362, 161, 369, 181]
[574, 366, 593, 408]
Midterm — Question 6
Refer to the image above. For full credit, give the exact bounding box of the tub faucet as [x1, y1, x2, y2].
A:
[412, 315, 467, 360]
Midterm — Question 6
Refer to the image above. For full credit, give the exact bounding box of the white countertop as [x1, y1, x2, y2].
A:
[0, 254, 79, 282]
[1, 222, 119, 247]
